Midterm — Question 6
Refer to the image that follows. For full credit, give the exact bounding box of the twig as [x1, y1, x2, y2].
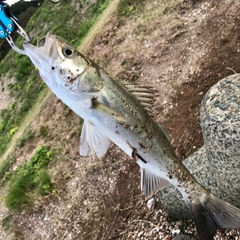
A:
[128, 219, 159, 229]
[226, 67, 237, 74]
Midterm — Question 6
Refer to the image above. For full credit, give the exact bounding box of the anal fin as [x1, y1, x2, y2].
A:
[137, 158, 170, 199]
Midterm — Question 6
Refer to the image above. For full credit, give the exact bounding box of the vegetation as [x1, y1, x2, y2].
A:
[39, 125, 48, 138]
[5, 145, 53, 210]
[117, 0, 146, 18]
[1, 214, 13, 231]
[11, 0, 44, 17]
[0, 155, 16, 185]
[37, 169, 52, 196]
[0, 57, 43, 154]
[18, 128, 35, 148]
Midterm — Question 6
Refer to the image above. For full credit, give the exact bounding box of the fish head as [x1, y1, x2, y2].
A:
[23, 33, 103, 101]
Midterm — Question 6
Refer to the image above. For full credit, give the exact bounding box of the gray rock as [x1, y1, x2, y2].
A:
[158, 74, 240, 219]
[173, 233, 197, 240]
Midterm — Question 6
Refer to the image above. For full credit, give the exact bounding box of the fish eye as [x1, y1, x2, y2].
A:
[63, 48, 73, 57]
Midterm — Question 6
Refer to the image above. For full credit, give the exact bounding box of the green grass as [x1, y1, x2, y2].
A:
[77, 17, 96, 40]
[0, 56, 44, 155]
[18, 128, 35, 148]
[0, 155, 16, 185]
[39, 126, 48, 138]
[5, 172, 34, 210]
[1, 214, 13, 231]
[37, 169, 52, 196]
[5, 145, 53, 210]
[117, 0, 146, 18]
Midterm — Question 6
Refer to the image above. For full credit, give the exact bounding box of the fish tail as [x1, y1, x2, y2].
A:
[187, 192, 240, 240]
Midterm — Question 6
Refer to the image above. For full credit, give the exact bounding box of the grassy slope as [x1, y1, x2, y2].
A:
[0, 0, 115, 165]
[78, 0, 120, 53]
[0, 88, 51, 165]
[0, 0, 120, 165]
[0, 1, 120, 236]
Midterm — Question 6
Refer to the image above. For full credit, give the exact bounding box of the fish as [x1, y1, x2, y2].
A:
[23, 34, 240, 240]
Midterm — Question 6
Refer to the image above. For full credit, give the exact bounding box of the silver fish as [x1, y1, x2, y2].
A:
[23, 34, 240, 240]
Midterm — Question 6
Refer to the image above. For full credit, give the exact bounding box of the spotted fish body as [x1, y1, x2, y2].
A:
[23, 34, 240, 240]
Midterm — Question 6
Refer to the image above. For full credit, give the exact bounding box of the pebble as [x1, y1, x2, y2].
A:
[173, 233, 197, 240]
[138, 231, 144, 237]
[147, 197, 156, 211]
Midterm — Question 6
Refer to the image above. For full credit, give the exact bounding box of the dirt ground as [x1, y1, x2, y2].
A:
[1, 0, 240, 239]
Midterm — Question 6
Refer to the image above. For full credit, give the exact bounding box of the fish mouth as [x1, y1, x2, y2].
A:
[22, 33, 59, 67]
[22, 41, 43, 67]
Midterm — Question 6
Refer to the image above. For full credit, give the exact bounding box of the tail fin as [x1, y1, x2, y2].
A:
[188, 193, 240, 240]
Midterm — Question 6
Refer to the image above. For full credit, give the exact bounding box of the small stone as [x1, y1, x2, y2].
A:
[147, 197, 155, 210]
[218, 103, 228, 111]
[172, 229, 180, 237]
[112, 163, 120, 170]
[173, 233, 197, 240]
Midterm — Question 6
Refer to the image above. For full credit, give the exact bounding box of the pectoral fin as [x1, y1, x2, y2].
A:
[80, 120, 111, 159]
[91, 98, 128, 124]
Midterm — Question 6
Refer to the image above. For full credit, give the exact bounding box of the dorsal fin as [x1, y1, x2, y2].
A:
[123, 84, 157, 117]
